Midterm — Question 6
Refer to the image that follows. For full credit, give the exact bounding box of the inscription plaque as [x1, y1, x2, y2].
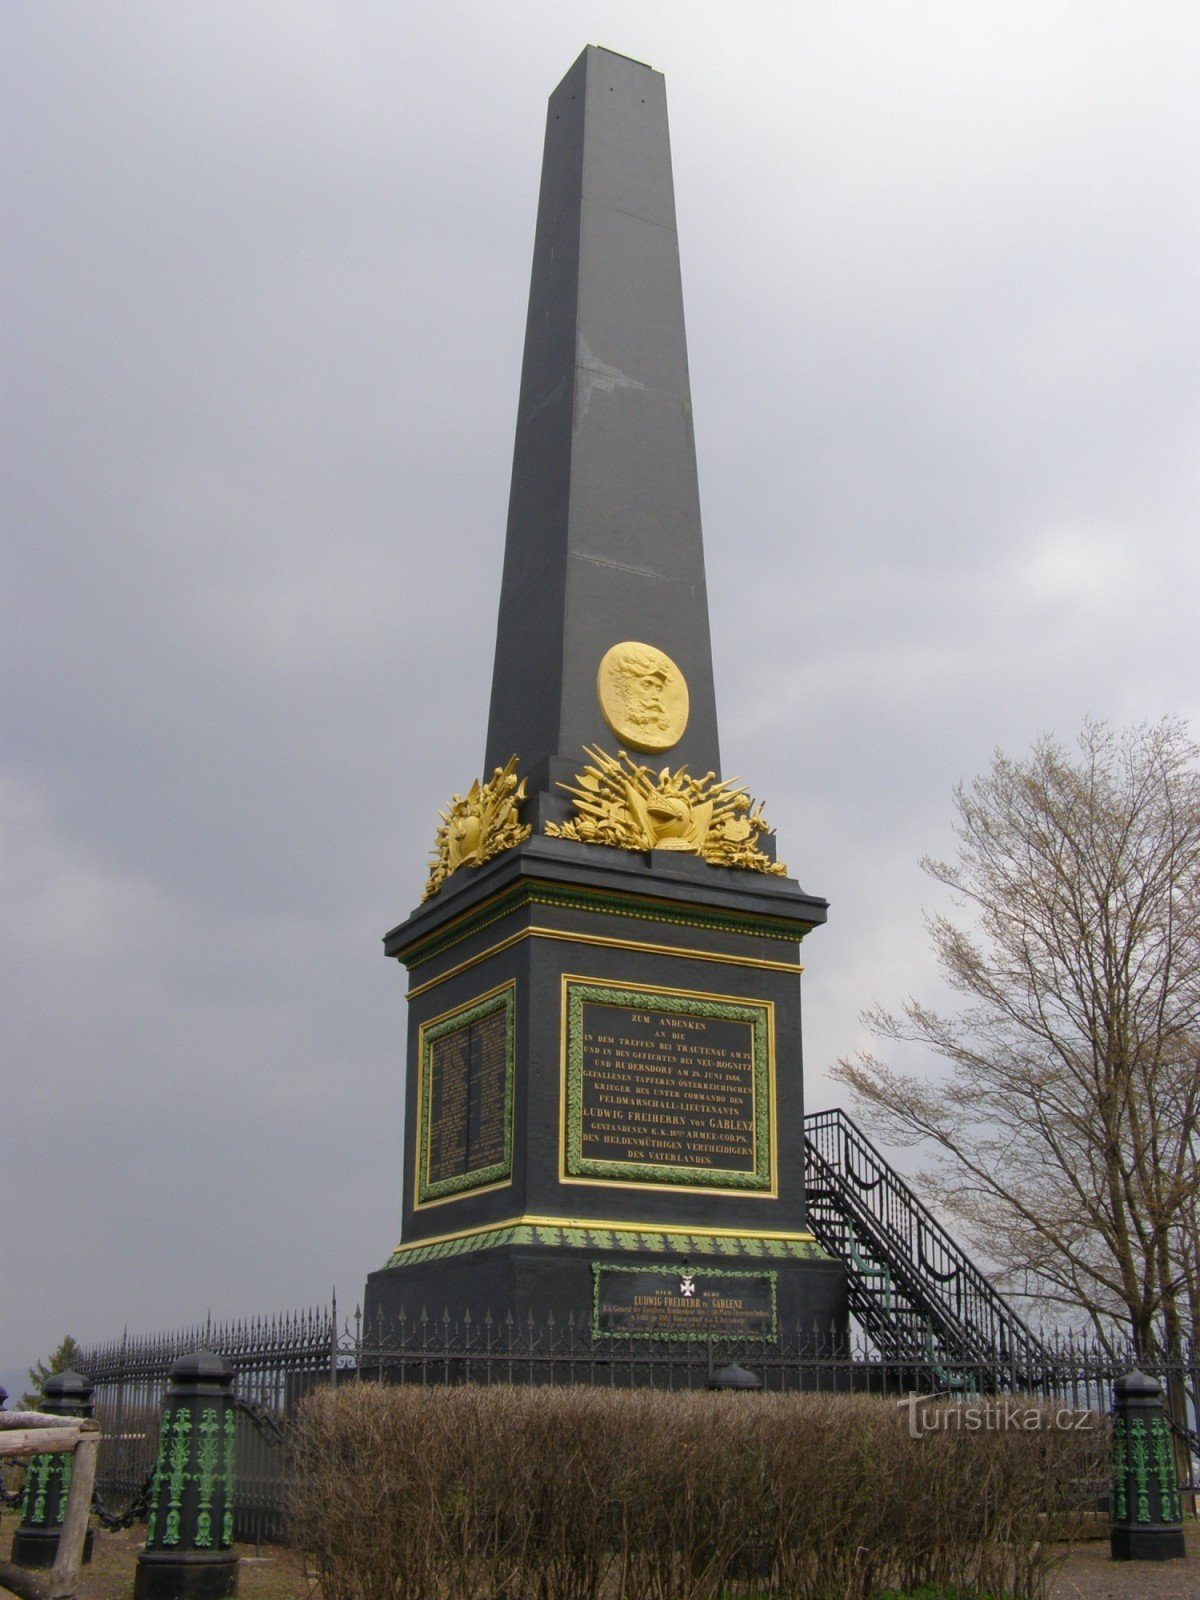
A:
[594, 1266, 776, 1337]
[417, 985, 514, 1205]
[563, 980, 773, 1191]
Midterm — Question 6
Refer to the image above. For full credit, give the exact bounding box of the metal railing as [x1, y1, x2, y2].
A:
[804, 1107, 1048, 1382]
[74, 1302, 1199, 1542]
[77, 1307, 334, 1545]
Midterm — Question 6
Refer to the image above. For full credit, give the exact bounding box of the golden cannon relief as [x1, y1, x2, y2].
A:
[423, 755, 531, 900]
[545, 746, 787, 876]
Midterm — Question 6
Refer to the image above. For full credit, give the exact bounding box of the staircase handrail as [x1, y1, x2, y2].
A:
[805, 1107, 1049, 1371]
[803, 1138, 937, 1362]
[804, 1134, 984, 1364]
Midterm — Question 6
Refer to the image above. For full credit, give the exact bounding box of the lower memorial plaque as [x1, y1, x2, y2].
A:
[417, 984, 514, 1204]
[562, 979, 774, 1191]
[594, 1267, 776, 1337]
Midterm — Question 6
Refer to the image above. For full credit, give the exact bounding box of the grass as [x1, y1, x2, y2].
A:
[1, 1512, 1194, 1600]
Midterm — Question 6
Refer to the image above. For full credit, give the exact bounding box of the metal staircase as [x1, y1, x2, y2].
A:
[804, 1107, 1048, 1387]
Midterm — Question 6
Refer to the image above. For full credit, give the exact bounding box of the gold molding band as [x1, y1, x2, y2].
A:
[400, 878, 813, 972]
[407, 925, 803, 1001]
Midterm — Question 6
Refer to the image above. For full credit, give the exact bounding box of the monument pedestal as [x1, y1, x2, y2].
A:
[364, 835, 846, 1344]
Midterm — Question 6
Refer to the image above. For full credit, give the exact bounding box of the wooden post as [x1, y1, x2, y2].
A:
[0, 1414, 101, 1600]
[46, 1432, 98, 1600]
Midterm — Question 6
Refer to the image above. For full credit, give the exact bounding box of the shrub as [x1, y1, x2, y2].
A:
[289, 1386, 1103, 1600]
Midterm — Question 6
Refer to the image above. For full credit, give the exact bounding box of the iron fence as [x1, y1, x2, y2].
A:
[74, 1302, 1199, 1546]
[77, 1307, 334, 1546]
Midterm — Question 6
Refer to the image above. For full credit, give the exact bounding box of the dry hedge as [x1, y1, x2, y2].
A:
[289, 1385, 1104, 1600]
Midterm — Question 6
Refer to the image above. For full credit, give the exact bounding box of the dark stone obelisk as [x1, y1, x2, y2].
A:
[485, 46, 719, 823]
[365, 48, 846, 1355]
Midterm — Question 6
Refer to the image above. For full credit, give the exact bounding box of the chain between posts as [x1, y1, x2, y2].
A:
[91, 1472, 155, 1531]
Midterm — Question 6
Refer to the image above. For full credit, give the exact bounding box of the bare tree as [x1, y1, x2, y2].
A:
[834, 719, 1200, 1358]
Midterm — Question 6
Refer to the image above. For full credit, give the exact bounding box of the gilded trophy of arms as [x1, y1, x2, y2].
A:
[423, 754, 531, 900]
[545, 746, 787, 876]
[597, 641, 689, 752]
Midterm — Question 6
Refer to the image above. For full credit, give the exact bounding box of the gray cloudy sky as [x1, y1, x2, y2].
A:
[3, 2, 1197, 1389]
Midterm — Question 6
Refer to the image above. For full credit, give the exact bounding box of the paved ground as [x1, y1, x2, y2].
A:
[1047, 1521, 1198, 1599]
[3, 1517, 1195, 1599]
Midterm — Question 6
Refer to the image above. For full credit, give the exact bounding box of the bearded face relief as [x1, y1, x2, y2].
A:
[597, 641, 690, 752]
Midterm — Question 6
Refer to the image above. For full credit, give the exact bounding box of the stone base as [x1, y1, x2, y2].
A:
[363, 1235, 848, 1365]
[375, 837, 836, 1381]
[1110, 1525, 1188, 1561]
[133, 1550, 239, 1600]
[10, 1526, 94, 1569]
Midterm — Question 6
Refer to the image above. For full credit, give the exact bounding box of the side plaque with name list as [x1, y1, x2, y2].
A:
[417, 984, 514, 1206]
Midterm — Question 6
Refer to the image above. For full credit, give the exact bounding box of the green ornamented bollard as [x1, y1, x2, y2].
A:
[1110, 1368, 1187, 1561]
[134, 1350, 238, 1600]
[10, 1368, 96, 1569]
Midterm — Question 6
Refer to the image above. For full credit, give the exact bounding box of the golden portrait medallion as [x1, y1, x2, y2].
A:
[597, 642, 689, 752]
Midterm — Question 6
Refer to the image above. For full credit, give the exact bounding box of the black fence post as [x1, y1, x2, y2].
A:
[1110, 1369, 1187, 1562]
[134, 1350, 238, 1600]
[9, 1369, 96, 1570]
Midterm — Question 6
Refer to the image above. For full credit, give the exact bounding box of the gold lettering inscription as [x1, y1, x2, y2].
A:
[596, 1270, 775, 1335]
[578, 1002, 757, 1174]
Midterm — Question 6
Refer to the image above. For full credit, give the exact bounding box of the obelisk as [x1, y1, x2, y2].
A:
[485, 45, 719, 823]
[365, 48, 846, 1350]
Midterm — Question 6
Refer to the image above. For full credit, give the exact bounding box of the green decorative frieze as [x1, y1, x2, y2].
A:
[163, 1407, 192, 1545]
[144, 1411, 170, 1545]
[1150, 1414, 1181, 1524]
[194, 1407, 220, 1548]
[386, 1223, 829, 1270]
[1111, 1415, 1129, 1522]
[1128, 1416, 1151, 1523]
[222, 1409, 236, 1548]
[23, 1456, 52, 1527]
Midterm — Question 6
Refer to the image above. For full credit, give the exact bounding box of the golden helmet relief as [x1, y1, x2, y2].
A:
[597, 641, 689, 753]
